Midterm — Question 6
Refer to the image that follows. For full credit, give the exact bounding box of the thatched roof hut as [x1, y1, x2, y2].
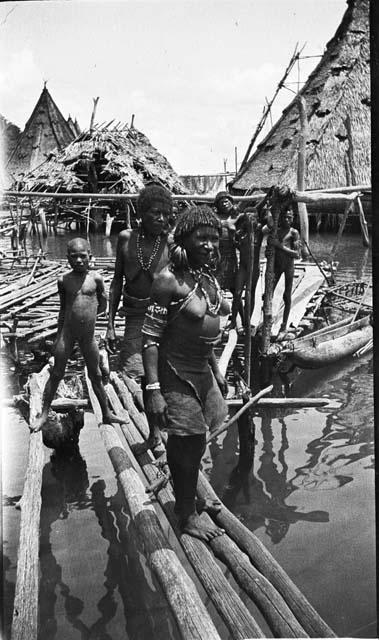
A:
[6, 85, 76, 181]
[231, 0, 370, 193]
[22, 122, 187, 194]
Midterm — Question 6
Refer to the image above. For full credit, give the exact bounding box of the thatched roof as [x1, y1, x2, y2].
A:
[231, 0, 370, 193]
[22, 122, 187, 194]
[0, 114, 21, 160]
[6, 85, 76, 181]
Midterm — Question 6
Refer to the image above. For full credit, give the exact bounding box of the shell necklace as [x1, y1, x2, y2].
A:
[189, 267, 222, 315]
[136, 231, 161, 271]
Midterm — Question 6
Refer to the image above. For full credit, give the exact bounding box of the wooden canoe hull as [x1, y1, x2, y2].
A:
[286, 315, 372, 368]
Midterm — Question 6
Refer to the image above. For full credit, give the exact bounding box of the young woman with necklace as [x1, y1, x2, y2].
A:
[142, 205, 230, 541]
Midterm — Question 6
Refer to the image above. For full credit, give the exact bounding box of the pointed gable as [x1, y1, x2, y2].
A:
[6, 85, 75, 178]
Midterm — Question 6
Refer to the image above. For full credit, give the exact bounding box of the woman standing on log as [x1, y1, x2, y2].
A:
[142, 206, 230, 541]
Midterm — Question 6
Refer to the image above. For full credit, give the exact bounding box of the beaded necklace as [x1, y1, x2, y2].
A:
[189, 267, 222, 315]
[136, 230, 161, 271]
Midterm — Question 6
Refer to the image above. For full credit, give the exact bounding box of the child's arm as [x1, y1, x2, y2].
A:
[269, 233, 299, 258]
[291, 229, 301, 259]
[95, 273, 107, 315]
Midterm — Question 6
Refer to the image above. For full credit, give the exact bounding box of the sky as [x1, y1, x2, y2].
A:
[0, 0, 348, 175]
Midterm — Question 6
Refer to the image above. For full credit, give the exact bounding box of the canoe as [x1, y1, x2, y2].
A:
[284, 314, 372, 368]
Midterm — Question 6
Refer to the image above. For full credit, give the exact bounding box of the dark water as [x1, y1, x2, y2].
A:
[1, 230, 376, 639]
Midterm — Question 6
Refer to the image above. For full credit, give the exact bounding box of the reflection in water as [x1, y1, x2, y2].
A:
[221, 411, 329, 544]
[292, 357, 374, 492]
[38, 449, 178, 640]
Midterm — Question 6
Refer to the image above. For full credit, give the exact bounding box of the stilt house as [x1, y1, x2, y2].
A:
[231, 0, 370, 194]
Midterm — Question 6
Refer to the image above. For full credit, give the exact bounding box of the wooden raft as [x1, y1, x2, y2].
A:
[84, 371, 336, 639]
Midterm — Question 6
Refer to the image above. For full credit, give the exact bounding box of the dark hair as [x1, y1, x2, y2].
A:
[174, 205, 221, 245]
[137, 181, 172, 216]
[67, 237, 90, 253]
[214, 191, 233, 207]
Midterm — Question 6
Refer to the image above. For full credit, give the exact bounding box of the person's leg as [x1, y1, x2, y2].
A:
[33, 333, 72, 430]
[82, 336, 124, 424]
[230, 266, 246, 328]
[281, 267, 294, 331]
[132, 380, 163, 455]
[167, 433, 224, 541]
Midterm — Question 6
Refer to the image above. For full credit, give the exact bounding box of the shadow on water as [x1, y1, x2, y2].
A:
[38, 449, 179, 640]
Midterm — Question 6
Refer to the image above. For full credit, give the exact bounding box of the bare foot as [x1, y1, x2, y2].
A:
[196, 498, 222, 516]
[180, 513, 224, 541]
[102, 412, 126, 425]
[133, 436, 163, 456]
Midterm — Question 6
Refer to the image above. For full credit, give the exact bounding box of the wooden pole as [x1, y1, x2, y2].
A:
[86, 373, 222, 640]
[244, 213, 255, 386]
[355, 196, 370, 247]
[296, 96, 310, 258]
[11, 365, 50, 640]
[330, 198, 355, 260]
[206, 385, 273, 444]
[261, 191, 281, 357]
[89, 97, 99, 132]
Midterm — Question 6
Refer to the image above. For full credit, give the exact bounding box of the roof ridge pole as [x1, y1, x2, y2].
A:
[296, 95, 310, 258]
[89, 97, 99, 132]
[239, 43, 304, 172]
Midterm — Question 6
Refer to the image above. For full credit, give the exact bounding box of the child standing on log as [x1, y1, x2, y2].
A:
[33, 238, 122, 430]
[269, 207, 300, 337]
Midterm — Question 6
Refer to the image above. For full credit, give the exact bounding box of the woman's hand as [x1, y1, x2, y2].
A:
[214, 371, 228, 398]
[105, 326, 116, 354]
[145, 389, 168, 429]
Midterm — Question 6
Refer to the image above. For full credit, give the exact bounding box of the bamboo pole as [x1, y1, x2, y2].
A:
[4, 187, 369, 202]
[106, 383, 264, 640]
[86, 373, 221, 640]
[296, 96, 310, 258]
[89, 97, 99, 132]
[11, 365, 50, 640]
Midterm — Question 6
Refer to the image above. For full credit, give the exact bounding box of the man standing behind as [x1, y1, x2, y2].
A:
[213, 191, 238, 293]
[106, 182, 173, 383]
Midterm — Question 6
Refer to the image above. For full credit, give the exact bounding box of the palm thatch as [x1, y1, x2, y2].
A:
[22, 122, 187, 194]
[6, 85, 76, 182]
[0, 114, 21, 188]
[232, 0, 370, 193]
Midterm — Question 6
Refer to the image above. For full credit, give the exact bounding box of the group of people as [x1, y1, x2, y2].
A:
[34, 182, 300, 541]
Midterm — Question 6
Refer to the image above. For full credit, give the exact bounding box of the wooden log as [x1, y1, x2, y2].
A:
[296, 96, 310, 258]
[196, 473, 336, 638]
[10, 365, 50, 640]
[86, 374, 222, 640]
[6, 396, 88, 411]
[106, 384, 264, 640]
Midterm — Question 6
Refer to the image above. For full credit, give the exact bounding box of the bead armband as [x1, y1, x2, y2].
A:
[145, 382, 161, 391]
[142, 341, 160, 351]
